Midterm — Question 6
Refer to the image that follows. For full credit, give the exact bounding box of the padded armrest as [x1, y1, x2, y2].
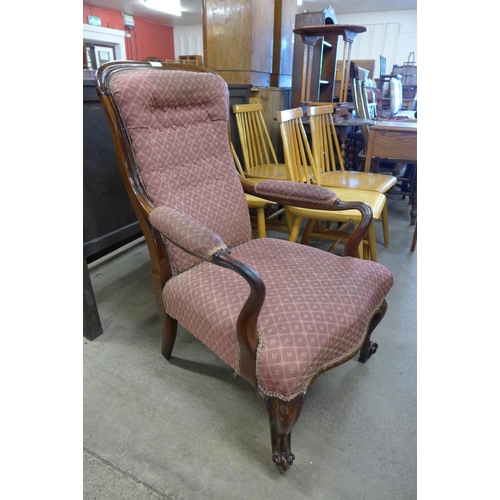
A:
[150, 206, 227, 260]
[253, 179, 338, 206]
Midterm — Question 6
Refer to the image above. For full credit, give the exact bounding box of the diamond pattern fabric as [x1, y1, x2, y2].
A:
[163, 238, 393, 401]
[255, 180, 337, 205]
[109, 69, 251, 275]
[150, 205, 227, 260]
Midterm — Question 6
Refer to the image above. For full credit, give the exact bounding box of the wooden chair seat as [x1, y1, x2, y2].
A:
[245, 163, 288, 180]
[318, 171, 396, 192]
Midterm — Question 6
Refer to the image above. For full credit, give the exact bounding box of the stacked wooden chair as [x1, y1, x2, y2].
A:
[277, 107, 387, 262]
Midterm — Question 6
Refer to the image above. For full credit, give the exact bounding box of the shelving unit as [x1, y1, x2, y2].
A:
[177, 55, 203, 66]
[291, 7, 366, 107]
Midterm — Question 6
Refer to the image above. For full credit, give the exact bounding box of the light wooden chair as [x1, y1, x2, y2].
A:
[232, 103, 288, 180]
[307, 104, 396, 248]
[277, 107, 387, 262]
[230, 142, 271, 238]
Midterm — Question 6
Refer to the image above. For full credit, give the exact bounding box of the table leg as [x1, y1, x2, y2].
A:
[409, 164, 417, 225]
[84, 256, 103, 340]
[338, 127, 349, 170]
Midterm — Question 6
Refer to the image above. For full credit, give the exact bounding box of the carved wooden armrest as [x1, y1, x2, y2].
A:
[150, 205, 228, 261]
[150, 205, 264, 386]
[241, 179, 373, 258]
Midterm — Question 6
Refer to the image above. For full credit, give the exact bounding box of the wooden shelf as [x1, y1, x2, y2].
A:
[291, 7, 366, 106]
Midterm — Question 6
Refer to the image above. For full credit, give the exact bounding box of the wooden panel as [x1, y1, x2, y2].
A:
[250, 1, 274, 74]
[203, 0, 252, 71]
[370, 126, 417, 161]
[271, 0, 297, 88]
[203, 0, 273, 85]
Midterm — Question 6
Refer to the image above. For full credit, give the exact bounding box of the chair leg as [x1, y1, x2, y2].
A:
[300, 218, 316, 245]
[161, 312, 178, 360]
[410, 221, 417, 251]
[358, 299, 387, 363]
[262, 392, 306, 473]
[366, 222, 377, 262]
[288, 216, 303, 243]
[256, 207, 267, 238]
[381, 204, 389, 248]
[151, 271, 178, 360]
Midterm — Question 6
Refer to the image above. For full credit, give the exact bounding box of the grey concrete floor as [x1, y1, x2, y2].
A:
[84, 193, 417, 500]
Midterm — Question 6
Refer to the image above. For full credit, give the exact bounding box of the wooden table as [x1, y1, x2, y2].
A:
[363, 121, 417, 224]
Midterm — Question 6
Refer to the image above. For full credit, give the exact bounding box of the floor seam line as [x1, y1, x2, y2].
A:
[83, 447, 175, 499]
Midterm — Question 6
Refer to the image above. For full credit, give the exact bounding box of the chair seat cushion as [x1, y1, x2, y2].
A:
[163, 238, 393, 400]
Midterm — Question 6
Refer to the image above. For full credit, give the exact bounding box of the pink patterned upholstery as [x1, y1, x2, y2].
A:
[255, 180, 337, 205]
[150, 205, 227, 260]
[163, 238, 393, 400]
[108, 69, 251, 275]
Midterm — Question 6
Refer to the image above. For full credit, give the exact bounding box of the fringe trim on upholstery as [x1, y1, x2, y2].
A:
[254, 300, 384, 402]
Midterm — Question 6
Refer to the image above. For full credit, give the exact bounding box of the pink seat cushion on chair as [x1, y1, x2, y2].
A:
[163, 238, 394, 401]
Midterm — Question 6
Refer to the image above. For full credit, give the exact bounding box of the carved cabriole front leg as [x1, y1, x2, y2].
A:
[262, 392, 306, 473]
[358, 299, 388, 363]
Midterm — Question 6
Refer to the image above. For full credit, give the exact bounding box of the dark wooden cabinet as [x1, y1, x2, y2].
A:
[83, 79, 142, 263]
[83, 79, 143, 340]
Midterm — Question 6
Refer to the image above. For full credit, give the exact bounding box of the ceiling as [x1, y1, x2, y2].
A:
[84, 0, 417, 27]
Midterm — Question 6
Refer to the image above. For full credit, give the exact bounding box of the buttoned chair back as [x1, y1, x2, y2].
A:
[98, 63, 251, 276]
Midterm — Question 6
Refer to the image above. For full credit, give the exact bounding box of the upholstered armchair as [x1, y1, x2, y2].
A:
[95, 61, 394, 473]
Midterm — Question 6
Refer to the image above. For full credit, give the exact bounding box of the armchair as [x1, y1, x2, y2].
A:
[95, 61, 394, 473]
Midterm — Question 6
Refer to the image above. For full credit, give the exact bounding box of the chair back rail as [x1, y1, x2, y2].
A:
[233, 103, 280, 174]
[307, 104, 345, 175]
[276, 107, 319, 184]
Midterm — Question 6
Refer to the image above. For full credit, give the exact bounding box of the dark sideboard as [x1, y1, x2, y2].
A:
[83, 78, 252, 341]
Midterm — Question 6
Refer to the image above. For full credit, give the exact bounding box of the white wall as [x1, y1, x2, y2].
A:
[174, 25, 204, 62]
[336, 10, 417, 79]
